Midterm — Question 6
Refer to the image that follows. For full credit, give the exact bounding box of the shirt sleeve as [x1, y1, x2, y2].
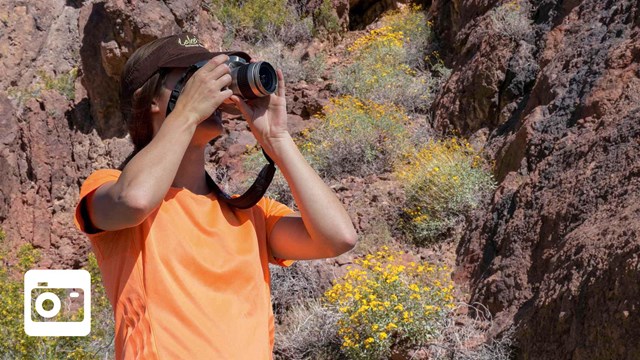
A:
[74, 169, 121, 235]
[260, 197, 296, 267]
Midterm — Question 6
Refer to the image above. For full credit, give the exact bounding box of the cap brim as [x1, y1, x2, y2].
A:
[160, 51, 251, 68]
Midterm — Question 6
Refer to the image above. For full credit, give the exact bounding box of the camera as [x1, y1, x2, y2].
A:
[171, 56, 279, 116]
[224, 55, 278, 100]
[24, 269, 91, 336]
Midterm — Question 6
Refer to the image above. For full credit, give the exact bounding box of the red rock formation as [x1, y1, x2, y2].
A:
[1, 0, 639, 357]
[431, 0, 640, 357]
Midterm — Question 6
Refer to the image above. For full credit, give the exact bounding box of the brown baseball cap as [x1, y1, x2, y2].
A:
[121, 33, 250, 100]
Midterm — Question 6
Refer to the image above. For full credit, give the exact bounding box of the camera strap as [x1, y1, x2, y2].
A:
[166, 63, 276, 209]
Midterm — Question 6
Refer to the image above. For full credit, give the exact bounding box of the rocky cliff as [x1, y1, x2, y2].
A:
[0, 0, 638, 358]
[430, 0, 640, 358]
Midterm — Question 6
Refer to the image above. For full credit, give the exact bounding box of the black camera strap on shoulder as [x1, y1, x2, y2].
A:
[166, 63, 276, 209]
[206, 149, 276, 209]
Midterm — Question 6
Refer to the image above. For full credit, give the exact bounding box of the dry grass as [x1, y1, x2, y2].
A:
[490, 0, 534, 43]
[273, 299, 344, 360]
[429, 303, 515, 360]
[269, 261, 331, 318]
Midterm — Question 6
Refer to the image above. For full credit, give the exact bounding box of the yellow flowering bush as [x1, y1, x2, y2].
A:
[347, 26, 405, 54]
[324, 246, 455, 359]
[379, 4, 432, 69]
[335, 6, 436, 112]
[302, 95, 410, 179]
[396, 138, 496, 243]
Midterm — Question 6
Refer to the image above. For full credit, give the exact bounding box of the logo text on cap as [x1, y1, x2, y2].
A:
[178, 35, 203, 47]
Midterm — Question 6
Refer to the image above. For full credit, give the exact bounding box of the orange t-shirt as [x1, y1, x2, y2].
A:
[74, 169, 295, 359]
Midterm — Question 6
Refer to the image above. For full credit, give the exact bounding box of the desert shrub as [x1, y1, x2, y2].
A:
[303, 52, 327, 82]
[395, 137, 495, 244]
[0, 237, 114, 359]
[490, 0, 534, 43]
[40, 68, 78, 101]
[301, 96, 410, 180]
[273, 299, 343, 360]
[7, 67, 77, 108]
[378, 5, 431, 70]
[334, 6, 437, 112]
[249, 41, 306, 84]
[269, 261, 328, 317]
[324, 247, 455, 360]
[430, 303, 515, 360]
[249, 41, 327, 85]
[0, 243, 41, 359]
[312, 0, 342, 39]
[208, 0, 312, 46]
[351, 220, 394, 258]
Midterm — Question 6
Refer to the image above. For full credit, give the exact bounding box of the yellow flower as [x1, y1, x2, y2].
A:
[379, 332, 388, 340]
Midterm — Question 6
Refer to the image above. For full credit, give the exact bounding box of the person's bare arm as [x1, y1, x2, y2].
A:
[232, 69, 357, 259]
[88, 55, 233, 231]
[267, 134, 358, 259]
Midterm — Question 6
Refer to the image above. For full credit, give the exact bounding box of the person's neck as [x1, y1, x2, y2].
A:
[172, 145, 211, 195]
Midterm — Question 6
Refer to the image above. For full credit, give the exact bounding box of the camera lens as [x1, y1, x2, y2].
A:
[256, 62, 277, 94]
[231, 61, 278, 99]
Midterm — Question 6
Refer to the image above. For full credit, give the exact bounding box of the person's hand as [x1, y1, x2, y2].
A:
[230, 66, 289, 152]
[172, 54, 233, 125]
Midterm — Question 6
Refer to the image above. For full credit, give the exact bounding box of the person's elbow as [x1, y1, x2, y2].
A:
[117, 190, 155, 223]
[329, 228, 358, 257]
[105, 188, 156, 228]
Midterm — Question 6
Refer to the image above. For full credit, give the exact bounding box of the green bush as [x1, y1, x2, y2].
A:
[303, 52, 327, 82]
[395, 138, 496, 244]
[301, 96, 410, 180]
[208, 0, 312, 46]
[313, 0, 342, 39]
[378, 5, 432, 70]
[7, 67, 78, 108]
[40, 68, 78, 101]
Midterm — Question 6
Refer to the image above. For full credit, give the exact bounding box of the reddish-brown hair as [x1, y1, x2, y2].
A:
[119, 38, 169, 168]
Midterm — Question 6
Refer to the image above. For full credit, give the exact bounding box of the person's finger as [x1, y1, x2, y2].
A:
[209, 62, 230, 79]
[276, 69, 285, 98]
[201, 54, 229, 72]
[215, 73, 233, 89]
[221, 89, 234, 100]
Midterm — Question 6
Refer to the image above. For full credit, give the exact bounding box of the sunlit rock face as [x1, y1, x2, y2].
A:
[431, 0, 640, 358]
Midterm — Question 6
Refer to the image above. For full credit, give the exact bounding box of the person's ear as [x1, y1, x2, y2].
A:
[150, 97, 161, 114]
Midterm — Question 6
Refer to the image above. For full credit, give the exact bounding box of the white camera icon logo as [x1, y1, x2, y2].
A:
[24, 270, 91, 336]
